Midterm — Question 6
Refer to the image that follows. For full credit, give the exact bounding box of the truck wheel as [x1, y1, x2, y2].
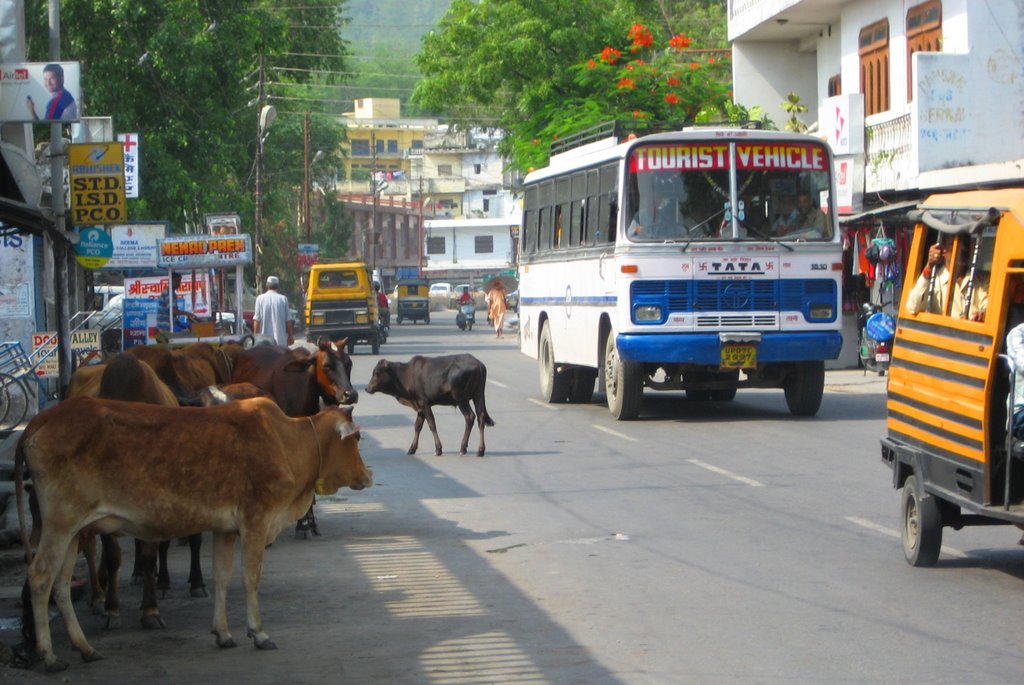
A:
[539, 325, 571, 403]
[347, 340, 355, 355]
[784, 361, 824, 416]
[901, 475, 942, 567]
[604, 334, 642, 420]
[425, 315, 430, 324]
[371, 336, 380, 355]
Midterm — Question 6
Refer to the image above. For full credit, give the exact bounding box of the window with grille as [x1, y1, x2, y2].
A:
[426, 236, 445, 254]
[907, 1, 941, 102]
[859, 20, 890, 116]
[437, 164, 452, 176]
[474, 235, 494, 253]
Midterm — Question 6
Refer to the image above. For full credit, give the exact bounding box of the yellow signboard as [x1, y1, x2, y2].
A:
[68, 143, 127, 225]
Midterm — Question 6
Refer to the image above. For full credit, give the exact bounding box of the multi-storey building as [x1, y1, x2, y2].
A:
[729, 0, 1024, 365]
[334, 98, 520, 288]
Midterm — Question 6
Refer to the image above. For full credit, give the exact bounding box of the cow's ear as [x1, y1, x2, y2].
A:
[336, 419, 359, 441]
[283, 358, 316, 373]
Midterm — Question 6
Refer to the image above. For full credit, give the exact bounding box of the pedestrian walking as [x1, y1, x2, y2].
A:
[253, 275, 294, 346]
[486, 279, 508, 339]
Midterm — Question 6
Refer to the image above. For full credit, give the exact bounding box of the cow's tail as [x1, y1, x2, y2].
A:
[479, 363, 495, 427]
[13, 437, 33, 565]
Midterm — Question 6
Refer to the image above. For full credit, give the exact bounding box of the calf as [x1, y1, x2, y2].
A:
[366, 354, 495, 456]
[15, 397, 371, 672]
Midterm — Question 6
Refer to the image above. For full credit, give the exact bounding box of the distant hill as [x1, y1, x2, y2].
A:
[340, 0, 452, 112]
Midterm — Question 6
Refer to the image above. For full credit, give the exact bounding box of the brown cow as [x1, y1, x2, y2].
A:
[15, 397, 371, 672]
[366, 354, 494, 456]
[230, 339, 357, 537]
[127, 341, 242, 400]
[230, 338, 357, 413]
[197, 382, 269, 406]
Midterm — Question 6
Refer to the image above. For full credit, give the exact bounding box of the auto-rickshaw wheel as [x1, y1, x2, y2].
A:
[901, 475, 942, 567]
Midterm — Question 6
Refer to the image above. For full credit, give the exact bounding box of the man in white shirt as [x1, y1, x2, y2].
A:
[253, 275, 294, 346]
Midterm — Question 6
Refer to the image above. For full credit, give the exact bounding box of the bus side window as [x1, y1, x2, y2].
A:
[599, 163, 618, 244]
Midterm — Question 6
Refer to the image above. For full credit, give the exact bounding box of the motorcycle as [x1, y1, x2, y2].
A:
[377, 308, 390, 344]
[456, 301, 476, 331]
[858, 302, 896, 376]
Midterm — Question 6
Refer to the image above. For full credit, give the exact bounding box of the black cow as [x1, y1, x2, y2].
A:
[365, 354, 495, 456]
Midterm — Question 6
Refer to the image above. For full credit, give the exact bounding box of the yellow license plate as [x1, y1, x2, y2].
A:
[720, 344, 757, 369]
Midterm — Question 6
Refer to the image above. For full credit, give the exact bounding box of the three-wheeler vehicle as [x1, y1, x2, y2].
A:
[394, 279, 430, 325]
[882, 189, 1024, 566]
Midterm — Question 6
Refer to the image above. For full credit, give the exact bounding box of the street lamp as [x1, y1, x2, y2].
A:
[254, 103, 276, 286]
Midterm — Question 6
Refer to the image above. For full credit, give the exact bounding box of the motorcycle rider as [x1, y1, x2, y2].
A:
[375, 283, 390, 330]
[458, 287, 473, 305]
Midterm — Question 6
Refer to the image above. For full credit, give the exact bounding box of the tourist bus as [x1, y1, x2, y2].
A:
[517, 125, 843, 420]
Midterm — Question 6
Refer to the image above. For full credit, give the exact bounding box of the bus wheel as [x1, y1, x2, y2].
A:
[709, 369, 740, 401]
[539, 325, 571, 403]
[604, 335, 642, 420]
[570, 368, 597, 404]
[901, 475, 942, 567]
[783, 361, 824, 416]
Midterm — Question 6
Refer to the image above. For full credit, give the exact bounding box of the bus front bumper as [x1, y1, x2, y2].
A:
[616, 331, 842, 365]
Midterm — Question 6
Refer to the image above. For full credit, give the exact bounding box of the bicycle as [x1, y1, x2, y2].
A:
[0, 340, 60, 434]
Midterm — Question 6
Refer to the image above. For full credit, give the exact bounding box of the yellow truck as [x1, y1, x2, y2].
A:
[304, 262, 380, 354]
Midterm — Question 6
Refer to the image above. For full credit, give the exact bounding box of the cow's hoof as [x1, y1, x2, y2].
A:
[250, 634, 278, 650]
[476, 449, 485, 457]
[103, 614, 121, 630]
[459, 448, 468, 455]
[190, 586, 209, 598]
[212, 631, 236, 649]
[80, 649, 104, 663]
[406, 447, 417, 455]
[434, 448, 443, 456]
[44, 658, 70, 673]
[141, 613, 166, 629]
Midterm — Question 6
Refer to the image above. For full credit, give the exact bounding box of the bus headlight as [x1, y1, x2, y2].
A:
[311, 312, 326, 326]
[634, 305, 662, 322]
[809, 304, 834, 321]
[355, 310, 370, 324]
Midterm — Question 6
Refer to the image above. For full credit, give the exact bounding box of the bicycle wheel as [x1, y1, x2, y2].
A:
[0, 373, 31, 433]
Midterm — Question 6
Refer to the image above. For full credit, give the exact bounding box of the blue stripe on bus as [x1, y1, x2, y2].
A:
[617, 331, 843, 364]
[521, 296, 617, 307]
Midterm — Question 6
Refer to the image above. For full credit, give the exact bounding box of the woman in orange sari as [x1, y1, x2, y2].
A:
[486, 281, 508, 339]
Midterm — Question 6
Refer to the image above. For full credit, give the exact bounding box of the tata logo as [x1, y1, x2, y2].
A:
[708, 261, 767, 274]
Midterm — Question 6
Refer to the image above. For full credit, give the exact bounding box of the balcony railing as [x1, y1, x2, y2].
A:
[865, 113, 913, 193]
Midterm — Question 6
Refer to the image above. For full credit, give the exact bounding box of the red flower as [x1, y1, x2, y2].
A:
[666, 76, 681, 86]
[628, 23, 654, 50]
[690, 62, 699, 69]
[669, 34, 692, 51]
[664, 93, 679, 105]
[599, 46, 621, 64]
[587, 58, 597, 70]
[617, 77, 636, 90]
[532, 138, 539, 145]
[708, 57, 716, 64]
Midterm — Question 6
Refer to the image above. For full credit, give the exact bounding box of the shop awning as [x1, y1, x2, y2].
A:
[839, 200, 921, 226]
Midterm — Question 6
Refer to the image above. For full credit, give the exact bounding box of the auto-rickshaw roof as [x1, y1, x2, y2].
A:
[920, 189, 1024, 230]
[396, 278, 430, 286]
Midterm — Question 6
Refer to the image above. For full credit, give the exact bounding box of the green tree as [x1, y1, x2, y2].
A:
[24, 0, 351, 290]
[413, 0, 733, 171]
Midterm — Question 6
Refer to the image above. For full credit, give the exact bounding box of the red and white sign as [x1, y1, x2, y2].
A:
[118, 133, 139, 198]
[630, 143, 827, 172]
[31, 332, 60, 378]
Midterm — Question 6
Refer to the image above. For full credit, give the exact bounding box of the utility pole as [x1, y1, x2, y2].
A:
[417, 176, 424, 278]
[370, 130, 378, 273]
[48, 0, 72, 396]
[303, 111, 311, 242]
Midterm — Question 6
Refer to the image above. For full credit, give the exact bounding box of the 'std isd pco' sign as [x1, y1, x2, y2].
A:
[68, 143, 127, 226]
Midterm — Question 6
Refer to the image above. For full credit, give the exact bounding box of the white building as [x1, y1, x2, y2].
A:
[729, 0, 1024, 214]
[421, 216, 520, 284]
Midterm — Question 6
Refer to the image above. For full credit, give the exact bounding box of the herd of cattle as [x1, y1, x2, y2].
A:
[11, 338, 494, 673]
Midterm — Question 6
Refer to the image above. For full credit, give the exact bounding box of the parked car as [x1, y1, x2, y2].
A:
[429, 283, 452, 298]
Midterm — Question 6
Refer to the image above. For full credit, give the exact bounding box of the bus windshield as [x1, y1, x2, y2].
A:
[625, 141, 834, 243]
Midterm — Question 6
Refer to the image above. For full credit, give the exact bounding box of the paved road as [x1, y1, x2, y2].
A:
[1, 315, 1021, 683]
